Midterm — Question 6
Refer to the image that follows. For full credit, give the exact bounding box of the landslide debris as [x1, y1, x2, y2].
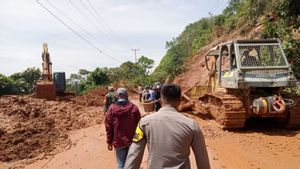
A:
[0, 95, 103, 162]
[70, 87, 106, 107]
[69, 86, 137, 107]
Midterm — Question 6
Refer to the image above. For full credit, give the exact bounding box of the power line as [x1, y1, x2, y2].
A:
[85, 0, 132, 49]
[46, 0, 120, 56]
[86, 0, 115, 34]
[81, 0, 112, 36]
[79, 0, 131, 50]
[36, 0, 120, 63]
[68, 0, 119, 47]
[215, 0, 229, 15]
[209, 0, 221, 16]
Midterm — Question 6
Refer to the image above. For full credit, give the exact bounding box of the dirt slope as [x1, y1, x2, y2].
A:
[69, 87, 107, 107]
[173, 26, 262, 91]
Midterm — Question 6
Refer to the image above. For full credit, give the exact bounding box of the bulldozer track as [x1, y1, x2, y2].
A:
[199, 92, 246, 129]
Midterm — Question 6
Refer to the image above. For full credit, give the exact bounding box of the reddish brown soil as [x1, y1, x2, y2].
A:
[0, 97, 300, 169]
[69, 86, 137, 107]
[70, 87, 107, 107]
[0, 95, 103, 164]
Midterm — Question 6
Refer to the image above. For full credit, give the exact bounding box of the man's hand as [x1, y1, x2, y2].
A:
[107, 144, 113, 151]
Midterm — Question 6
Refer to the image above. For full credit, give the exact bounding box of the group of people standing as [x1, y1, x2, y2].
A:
[104, 84, 211, 169]
[138, 84, 162, 112]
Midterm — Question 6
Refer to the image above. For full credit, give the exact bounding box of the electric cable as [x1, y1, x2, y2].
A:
[69, 0, 120, 47]
[36, 0, 120, 63]
[85, 0, 132, 49]
[46, 0, 121, 56]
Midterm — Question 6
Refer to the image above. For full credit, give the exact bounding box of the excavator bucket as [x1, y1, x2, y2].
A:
[36, 81, 56, 100]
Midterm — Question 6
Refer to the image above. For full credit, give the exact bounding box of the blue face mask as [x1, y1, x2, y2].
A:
[117, 98, 128, 105]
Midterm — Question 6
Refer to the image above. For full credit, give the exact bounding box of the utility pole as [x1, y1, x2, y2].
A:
[132, 48, 139, 63]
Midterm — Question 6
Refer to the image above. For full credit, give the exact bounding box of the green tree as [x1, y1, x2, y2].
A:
[79, 69, 90, 75]
[66, 56, 156, 93]
[10, 67, 41, 93]
[88, 67, 110, 86]
[10, 72, 23, 81]
[66, 69, 93, 94]
[78, 69, 90, 79]
[137, 56, 154, 76]
[0, 74, 14, 95]
[22, 68, 40, 86]
[22, 67, 40, 92]
[119, 61, 142, 80]
[107, 67, 122, 83]
[153, 17, 213, 81]
[0, 74, 25, 95]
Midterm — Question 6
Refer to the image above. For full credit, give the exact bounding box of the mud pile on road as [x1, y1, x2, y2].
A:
[70, 86, 137, 107]
[70, 87, 107, 107]
[0, 95, 102, 162]
[184, 113, 225, 139]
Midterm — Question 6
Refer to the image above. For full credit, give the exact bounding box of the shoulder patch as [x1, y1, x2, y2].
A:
[132, 123, 144, 142]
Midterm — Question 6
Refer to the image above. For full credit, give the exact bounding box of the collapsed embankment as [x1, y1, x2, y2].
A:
[69, 87, 107, 107]
[173, 25, 262, 91]
[0, 93, 103, 163]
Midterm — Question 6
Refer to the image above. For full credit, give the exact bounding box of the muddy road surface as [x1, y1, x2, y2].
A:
[0, 97, 300, 169]
[190, 115, 300, 169]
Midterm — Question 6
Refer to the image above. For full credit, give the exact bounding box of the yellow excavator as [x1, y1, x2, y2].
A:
[35, 43, 56, 100]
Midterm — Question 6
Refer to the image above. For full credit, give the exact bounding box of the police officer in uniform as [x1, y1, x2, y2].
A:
[124, 84, 211, 169]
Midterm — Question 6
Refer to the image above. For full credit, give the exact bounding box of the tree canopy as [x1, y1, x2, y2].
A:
[66, 56, 155, 94]
[0, 67, 41, 95]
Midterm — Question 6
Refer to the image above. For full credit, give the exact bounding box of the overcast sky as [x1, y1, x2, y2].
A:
[0, 0, 228, 76]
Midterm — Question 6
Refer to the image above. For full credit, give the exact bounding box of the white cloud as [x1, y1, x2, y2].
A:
[0, 0, 228, 77]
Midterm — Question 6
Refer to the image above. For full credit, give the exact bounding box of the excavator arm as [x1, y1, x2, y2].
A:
[35, 43, 56, 100]
[41, 43, 52, 81]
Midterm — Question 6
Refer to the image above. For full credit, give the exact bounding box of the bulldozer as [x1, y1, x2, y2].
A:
[181, 39, 300, 129]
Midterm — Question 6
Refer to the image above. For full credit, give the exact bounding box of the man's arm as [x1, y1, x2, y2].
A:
[104, 94, 108, 105]
[104, 107, 114, 148]
[124, 123, 146, 169]
[133, 105, 141, 124]
[191, 121, 211, 169]
[103, 94, 109, 112]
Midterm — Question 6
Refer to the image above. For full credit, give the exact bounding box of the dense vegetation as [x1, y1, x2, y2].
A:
[0, 56, 154, 95]
[152, 18, 214, 81]
[0, 68, 40, 95]
[66, 55, 155, 94]
[0, 56, 154, 96]
[153, 0, 300, 80]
